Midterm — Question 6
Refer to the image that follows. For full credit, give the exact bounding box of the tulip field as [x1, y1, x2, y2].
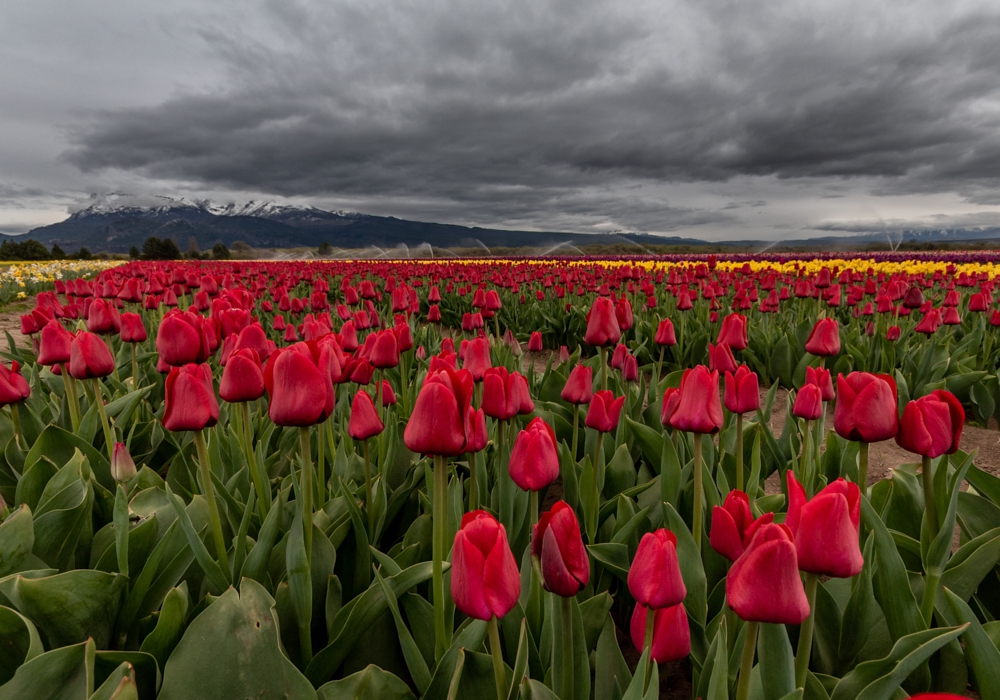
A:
[3, 254, 1000, 700]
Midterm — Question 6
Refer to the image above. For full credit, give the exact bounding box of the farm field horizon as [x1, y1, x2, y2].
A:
[0, 251, 997, 700]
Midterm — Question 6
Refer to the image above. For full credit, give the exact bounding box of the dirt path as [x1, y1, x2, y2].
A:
[0, 302, 32, 353]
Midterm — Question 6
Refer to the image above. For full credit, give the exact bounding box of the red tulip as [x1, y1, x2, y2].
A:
[532, 501, 590, 597]
[615, 298, 633, 330]
[219, 348, 265, 403]
[584, 297, 621, 347]
[628, 530, 686, 609]
[481, 367, 533, 420]
[508, 417, 559, 491]
[370, 330, 399, 369]
[119, 313, 147, 343]
[630, 603, 690, 663]
[654, 318, 677, 346]
[834, 372, 898, 442]
[265, 342, 336, 427]
[561, 364, 593, 405]
[726, 523, 810, 624]
[886, 325, 901, 341]
[805, 365, 835, 401]
[37, 320, 73, 366]
[0, 361, 30, 406]
[709, 490, 773, 562]
[622, 354, 638, 382]
[348, 390, 384, 440]
[896, 389, 964, 458]
[724, 365, 759, 414]
[69, 331, 115, 379]
[804, 318, 840, 356]
[527, 331, 543, 352]
[707, 342, 738, 374]
[914, 309, 941, 334]
[163, 364, 219, 432]
[716, 313, 747, 351]
[157, 310, 214, 366]
[786, 472, 863, 578]
[462, 337, 491, 380]
[666, 366, 723, 434]
[792, 383, 823, 421]
[451, 510, 520, 621]
[87, 299, 120, 335]
[404, 366, 474, 456]
[585, 389, 625, 433]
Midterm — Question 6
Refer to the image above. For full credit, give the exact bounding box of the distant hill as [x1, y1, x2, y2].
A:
[7, 193, 1000, 254]
[6, 193, 709, 254]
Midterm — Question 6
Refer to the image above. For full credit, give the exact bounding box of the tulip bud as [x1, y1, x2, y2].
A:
[348, 390, 384, 440]
[716, 313, 748, 350]
[668, 366, 723, 434]
[834, 372, 898, 443]
[630, 603, 690, 663]
[804, 318, 840, 356]
[451, 510, 520, 620]
[585, 390, 625, 433]
[726, 523, 810, 624]
[527, 331, 543, 352]
[561, 364, 594, 405]
[709, 490, 773, 562]
[532, 501, 589, 597]
[786, 472, 864, 578]
[163, 363, 219, 432]
[584, 297, 621, 347]
[628, 530, 686, 609]
[724, 365, 759, 414]
[792, 383, 823, 421]
[896, 389, 963, 458]
[654, 318, 677, 346]
[111, 442, 137, 483]
[508, 417, 559, 491]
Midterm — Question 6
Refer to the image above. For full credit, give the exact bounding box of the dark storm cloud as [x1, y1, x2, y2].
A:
[60, 0, 1000, 231]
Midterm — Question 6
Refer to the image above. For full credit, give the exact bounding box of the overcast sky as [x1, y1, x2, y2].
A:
[3, 0, 1000, 241]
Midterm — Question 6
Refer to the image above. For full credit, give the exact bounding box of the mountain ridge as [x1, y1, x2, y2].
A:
[6, 193, 1000, 253]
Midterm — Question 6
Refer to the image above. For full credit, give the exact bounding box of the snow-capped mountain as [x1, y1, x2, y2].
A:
[17, 193, 619, 253]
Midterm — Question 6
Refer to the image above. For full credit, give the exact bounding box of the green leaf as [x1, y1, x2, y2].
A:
[23, 426, 111, 491]
[506, 619, 530, 700]
[31, 450, 94, 572]
[705, 618, 729, 700]
[663, 502, 707, 625]
[371, 566, 431, 694]
[595, 615, 631, 700]
[587, 543, 630, 581]
[0, 506, 33, 577]
[625, 418, 662, 471]
[758, 622, 796, 700]
[242, 486, 287, 586]
[307, 561, 437, 685]
[158, 578, 316, 700]
[164, 485, 230, 592]
[0, 639, 95, 700]
[286, 507, 313, 643]
[519, 678, 561, 700]
[89, 662, 137, 700]
[0, 605, 44, 684]
[941, 587, 1000, 700]
[138, 582, 189, 672]
[861, 498, 925, 642]
[317, 665, 415, 700]
[0, 570, 126, 649]
[838, 535, 876, 666]
[942, 525, 1000, 602]
[829, 625, 967, 700]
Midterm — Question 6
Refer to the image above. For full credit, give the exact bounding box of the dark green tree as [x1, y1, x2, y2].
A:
[142, 237, 181, 260]
[212, 243, 231, 260]
[51, 244, 66, 259]
[129, 246, 141, 259]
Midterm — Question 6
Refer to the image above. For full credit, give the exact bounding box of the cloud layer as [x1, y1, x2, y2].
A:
[5, 0, 1000, 237]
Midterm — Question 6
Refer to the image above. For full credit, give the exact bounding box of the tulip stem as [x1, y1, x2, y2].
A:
[363, 439, 375, 537]
[92, 379, 116, 463]
[794, 573, 819, 689]
[736, 621, 759, 700]
[643, 606, 655, 693]
[9, 403, 25, 451]
[487, 616, 507, 700]
[114, 482, 129, 579]
[858, 441, 869, 498]
[653, 346, 664, 404]
[432, 454, 450, 661]
[588, 431, 604, 543]
[570, 406, 579, 461]
[298, 428, 313, 570]
[376, 369, 384, 424]
[104, 335, 120, 381]
[735, 412, 744, 493]
[558, 594, 575, 700]
[693, 432, 704, 552]
[922, 455, 938, 538]
[599, 346, 608, 392]
[194, 429, 230, 583]
[799, 420, 812, 495]
[63, 370, 81, 433]
[317, 417, 326, 504]
[529, 490, 539, 530]
[130, 343, 139, 388]
[920, 566, 942, 626]
[240, 402, 269, 519]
